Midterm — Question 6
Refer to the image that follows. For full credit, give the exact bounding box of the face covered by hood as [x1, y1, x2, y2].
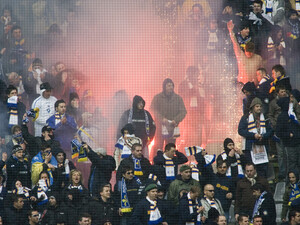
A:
[132, 95, 145, 112]
[163, 78, 174, 96]
[277, 96, 290, 112]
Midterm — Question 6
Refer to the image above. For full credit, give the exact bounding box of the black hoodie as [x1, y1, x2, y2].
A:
[118, 95, 156, 146]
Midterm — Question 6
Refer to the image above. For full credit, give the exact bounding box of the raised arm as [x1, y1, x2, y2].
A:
[227, 20, 242, 58]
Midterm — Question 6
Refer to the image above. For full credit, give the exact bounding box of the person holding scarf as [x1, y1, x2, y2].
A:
[131, 183, 168, 225]
[153, 143, 188, 189]
[178, 185, 204, 225]
[117, 143, 151, 182]
[282, 171, 300, 222]
[217, 138, 245, 183]
[113, 166, 142, 225]
[47, 99, 77, 159]
[251, 183, 276, 225]
[238, 97, 273, 177]
[118, 95, 156, 159]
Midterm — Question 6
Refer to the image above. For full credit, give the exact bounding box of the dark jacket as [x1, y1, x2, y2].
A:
[117, 154, 151, 182]
[254, 192, 276, 225]
[153, 150, 188, 188]
[276, 97, 300, 147]
[118, 95, 156, 146]
[3, 205, 27, 225]
[88, 197, 119, 225]
[178, 193, 200, 225]
[6, 155, 31, 190]
[87, 148, 116, 197]
[235, 175, 270, 214]
[41, 204, 66, 225]
[130, 198, 168, 225]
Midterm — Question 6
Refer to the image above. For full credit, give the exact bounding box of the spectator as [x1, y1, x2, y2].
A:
[47, 99, 77, 158]
[217, 215, 227, 225]
[153, 143, 188, 189]
[237, 213, 250, 225]
[200, 184, 225, 221]
[131, 183, 168, 225]
[251, 183, 276, 225]
[3, 194, 27, 225]
[281, 210, 300, 225]
[118, 95, 156, 159]
[150, 78, 187, 158]
[78, 213, 92, 225]
[270, 64, 292, 93]
[252, 215, 263, 225]
[227, 20, 263, 84]
[83, 144, 115, 197]
[235, 163, 270, 221]
[235, 21, 252, 52]
[66, 92, 82, 126]
[178, 185, 204, 225]
[26, 210, 40, 225]
[262, 0, 286, 26]
[32, 82, 57, 137]
[256, 68, 273, 114]
[31, 143, 57, 186]
[241, 81, 257, 116]
[6, 144, 31, 190]
[117, 143, 151, 182]
[167, 165, 200, 206]
[0, 173, 7, 217]
[238, 97, 273, 177]
[87, 183, 119, 225]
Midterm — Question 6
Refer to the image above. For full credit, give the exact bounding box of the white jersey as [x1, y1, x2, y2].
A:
[32, 95, 57, 136]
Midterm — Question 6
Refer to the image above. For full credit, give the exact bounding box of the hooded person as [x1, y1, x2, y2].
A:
[238, 97, 273, 178]
[242, 81, 257, 115]
[31, 82, 57, 136]
[52, 148, 76, 191]
[217, 138, 246, 181]
[276, 97, 300, 175]
[150, 78, 187, 158]
[118, 95, 156, 159]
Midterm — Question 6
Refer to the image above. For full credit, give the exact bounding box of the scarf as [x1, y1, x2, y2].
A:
[37, 179, 49, 205]
[7, 96, 18, 127]
[148, 174, 161, 186]
[288, 19, 300, 39]
[252, 191, 267, 220]
[289, 183, 300, 206]
[289, 102, 299, 125]
[220, 152, 244, 178]
[247, 113, 266, 134]
[249, 12, 262, 25]
[265, 0, 273, 14]
[128, 108, 150, 140]
[13, 187, 30, 199]
[163, 154, 175, 180]
[121, 178, 132, 212]
[245, 173, 257, 186]
[115, 136, 133, 158]
[186, 192, 201, 225]
[132, 156, 143, 176]
[71, 139, 81, 159]
[205, 197, 217, 209]
[64, 159, 70, 178]
[55, 112, 64, 125]
[269, 75, 285, 93]
[258, 74, 271, 85]
[67, 184, 84, 191]
[146, 197, 162, 224]
[185, 146, 204, 156]
[296, 0, 300, 13]
[191, 163, 200, 181]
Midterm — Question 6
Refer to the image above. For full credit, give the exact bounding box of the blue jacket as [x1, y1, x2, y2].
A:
[46, 114, 77, 151]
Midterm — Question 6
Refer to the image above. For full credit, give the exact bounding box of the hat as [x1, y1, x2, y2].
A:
[94, 147, 107, 156]
[145, 183, 157, 192]
[224, 138, 234, 150]
[40, 82, 52, 90]
[163, 78, 174, 91]
[32, 58, 43, 67]
[12, 145, 23, 154]
[242, 82, 256, 93]
[180, 165, 191, 172]
[250, 97, 262, 109]
[42, 125, 53, 133]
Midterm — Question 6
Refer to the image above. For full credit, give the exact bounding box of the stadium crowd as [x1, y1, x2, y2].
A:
[0, 0, 300, 225]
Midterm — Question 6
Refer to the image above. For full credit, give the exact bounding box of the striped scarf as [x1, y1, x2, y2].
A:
[220, 152, 244, 178]
[55, 112, 63, 125]
[7, 96, 18, 127]
[252, 191, 267, 220]
[132, 156, 143, 176]
[147, 197, 162, 224]
[186, 192, 201, 225]
[247, 113, 266, 134]
[163, 154, 175, 180]
[205, 197, 217, 209]
[269, 75, 285, 93]
[191, 163, 200, 181]
[120, 178, 132, 213]
[37, 179, 49, 205]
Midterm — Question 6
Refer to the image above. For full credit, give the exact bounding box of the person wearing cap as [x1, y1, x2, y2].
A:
[6, 144, 31, 191]
[150, 78, 187, 159]
[167, 164, 201, 206]
[24, 58, 54, 105]
[116, 143, 151, 182]
[32, 82, 57, 136]
[131, 183, 169, 225]
[153, 143, 188, 190]
[118, 95, 156, 159]
[227, 20, 263, 84]
[46, 99, 77, 158]
[217, 138, 246, 183]
[82, 143, 115, 197]
[238, 97, 273, 177]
